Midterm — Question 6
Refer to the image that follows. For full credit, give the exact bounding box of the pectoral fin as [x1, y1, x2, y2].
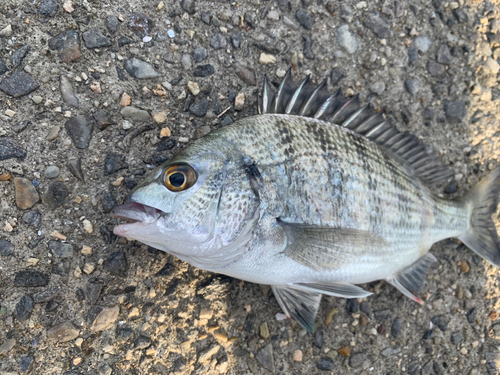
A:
[271, 285, 322, 332]
[387, 253, 437, 305]
[295, 282, 372, 299]
[280, 221, 391, 271]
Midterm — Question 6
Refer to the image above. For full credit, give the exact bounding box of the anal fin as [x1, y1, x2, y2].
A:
[272, 285, 321, 332]
[387, 253, 437, 305]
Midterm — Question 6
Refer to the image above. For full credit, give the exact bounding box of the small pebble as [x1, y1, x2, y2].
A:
[44, 166, 60, 179]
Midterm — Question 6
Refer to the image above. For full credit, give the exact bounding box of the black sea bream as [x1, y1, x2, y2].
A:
[112, 70, 500, 331]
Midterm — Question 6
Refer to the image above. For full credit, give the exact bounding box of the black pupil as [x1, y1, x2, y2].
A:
[169, 172, 185, 188]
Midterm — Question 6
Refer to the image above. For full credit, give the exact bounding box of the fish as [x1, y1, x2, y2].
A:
[112, 69, 500, 332]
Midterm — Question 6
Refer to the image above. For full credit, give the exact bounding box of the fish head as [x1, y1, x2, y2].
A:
[111, 134, 260, 266]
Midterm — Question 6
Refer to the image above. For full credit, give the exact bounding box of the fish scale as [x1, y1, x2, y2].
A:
[113, 69, 500, 332]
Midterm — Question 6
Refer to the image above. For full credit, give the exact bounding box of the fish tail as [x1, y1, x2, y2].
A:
[459, 167, 500, 267]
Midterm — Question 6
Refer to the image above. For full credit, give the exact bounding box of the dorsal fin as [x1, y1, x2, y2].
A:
[257, 69, 453, 186]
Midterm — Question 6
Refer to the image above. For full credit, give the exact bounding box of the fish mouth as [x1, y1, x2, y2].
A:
[111, 202, 162, 236]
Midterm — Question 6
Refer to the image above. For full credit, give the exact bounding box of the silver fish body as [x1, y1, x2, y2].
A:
[113, 71, 500, 331]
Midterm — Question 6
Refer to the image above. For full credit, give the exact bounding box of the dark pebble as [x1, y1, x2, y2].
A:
[193, 64, 215, 77]
[10, 45, 30, 69]
[427, 61, 445, 76]
[52, 260, 70, 275]
[431, 316, 448, 332]
[155, 262, 174, 277]
[19, 356, 34, 373]
[0, 137, 26, 161]
[156, 140, 175, 152]
[433, 362, 443, 374]
[180, 0, 196, 15]
[0, 72, 38, 97]
[152, 154, 169, 165]
[244, 12, 256, 28]
[422, 329, 433, 340]
[164, 279, 178, 295]
[391, 317, 402, 338]
[13, 120, 30, 133]
[45, 300, 58, 312]
[314, 326, 324, 348]
[16, 295, 34, 321]
[330, 68, 346, 86]
[234, 348, 248, 357]
[221, 115, 233, 126]
[0, 239, 14, 256]
[210, 34, 227, 50]
[38, 0, 57, 16]
[82, 29, 112, 49]
[377, 322, 387, 335]
[85, 282, 103, 305]
[408, 363, 419, 375]
[467, 307, 477, 323]
[405, 78, 420, 96]
[444, 181, 458, 194]
[253, 41, 280, 55]
[34, 287, 61, 303]
[400, 106, 412, 124]
[135, 335, 152, 349]
[28, 236, 44, 249]
[67, 158, 85, 181]
[104, 153, 128, 176]
[22, 210, 41, 228]
[243, 312, 256, 332]
[359, 301, 371, 316]
[170, 75, 183, 86]
[42, 182, 69, 209]
[349, 351, 367, 367]
[102, 192, 117, 212]
[201, 12, 212, 25]
[295, 8, 313, 30]
[100, 225, 116, 244]
[302, 34, 315, 60]
[93, 110, 116, 131]
[189, 100, 209, 117]
[48, 240, 73, 258]
[123, 178, 137, 190]
[453, 9, 468, 23]
[106, 15, 120, 33]
[230, 33, 242, 49]
[103, 252, 128, 276]
[116, 326, 134, 342]
[437, 44, 452, 64]
[374, 309, 391, 321]
[346, 299, 359, 313]
[234, 62, 256, 86]
[364, 11, 392, 38]
[65, 114, 94, 149]
[47, 30, 82, 63]
[450, 331, 463, 345]
[408, 48, 418, 65]
[193, 47, 208, 62]
[0, 58, 8, 76]
[317, 357, 335, 371]
[14, 271, 50, 287]
[423, 107, 434, 120]
[118, 37, 133, 47]
[444, 101, 466, 123]
[128, 13, 154, 38]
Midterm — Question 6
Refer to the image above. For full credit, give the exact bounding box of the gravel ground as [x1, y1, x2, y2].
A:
[1, 0, 500, 374]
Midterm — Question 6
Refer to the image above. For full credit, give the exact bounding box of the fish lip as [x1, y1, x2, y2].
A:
[111, 202, 162, 223]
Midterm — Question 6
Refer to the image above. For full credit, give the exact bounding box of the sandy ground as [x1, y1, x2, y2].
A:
[1, 0, 500, 374]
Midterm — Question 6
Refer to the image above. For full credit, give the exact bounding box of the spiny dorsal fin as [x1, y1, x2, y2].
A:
[258, 69, 453, 186]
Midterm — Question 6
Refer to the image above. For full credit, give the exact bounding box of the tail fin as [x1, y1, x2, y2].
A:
[459, 168, 500, 267]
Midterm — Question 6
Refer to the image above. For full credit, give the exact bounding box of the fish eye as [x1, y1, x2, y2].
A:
[164, 164, 197, 192]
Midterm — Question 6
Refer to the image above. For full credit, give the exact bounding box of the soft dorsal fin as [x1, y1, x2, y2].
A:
[258, 69, 453, 186]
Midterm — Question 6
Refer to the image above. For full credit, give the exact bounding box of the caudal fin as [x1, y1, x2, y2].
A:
[459, 168, 500, 267]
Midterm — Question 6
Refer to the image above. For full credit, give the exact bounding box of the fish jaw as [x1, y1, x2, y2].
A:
[111, 202, 162, 238]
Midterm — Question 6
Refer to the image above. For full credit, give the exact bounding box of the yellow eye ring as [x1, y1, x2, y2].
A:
[164, 164, 197, 192]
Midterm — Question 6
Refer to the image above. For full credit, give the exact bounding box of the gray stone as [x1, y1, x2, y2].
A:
[44, 166, 60, 179]
[47, 321, 79, 343]
[67, 158, 84, 181]
[124, 58, 161, 79]
[14, 271, 50, 287]
[450, 331, 463, 344]
[374, 309, 391, 320]
[10, 45, 30, 68]
[230, 33, 242, 49]
[38, 0, 57, 16]
[13, 120, 30, 133]
[180, 0, 196, 15]
[0, 137, 26, 161]
[255, 343, 275, 372]
[302, 34, 315, 60]
[295, 8, 313, 30]
[85, 282, 103, 305]
[437, 44, 452, 64]
[0, 72, 38, 97]
[364, 11, 392, 39]
[444, 101, 466, 123]
[104, 153, 128, 175]
[47, 30, 82, 63]
[16, 295, 34, 321]
[180, 54, 192, 70]
[370, 81, 385, 95]
[34, 287, 61, 303]
[93, 111, 116, 130]
[381, 345, 401, 357]
[103, 252, 128, 276]
[65, 114, 94, 149]
[405, 78, 420, 96]
[391, 317, 402, 337]
[43, 182, 69, 209]
[408, 48, 418, 65]
[421, 361, 433, 375]
[82, 29, 112, 49]
[427, 61, 445, 76]
[116, 326, 134, 342]
[60, 75, 79, 108]
[106, 15, 120, 33]
[234, 63, 256, 86]
[128, 13, 153, 38]
[337, 25, 358, 54]
[331, 68, 346, 86]
[317, 357, 335, 371]
[414, 36, 432, 53]
[193, 47, 207, 62]
[340, 3, 353, 23]
[88, 305, 119, 332]
[48, 240, 73, 258]
[201, 12, 212, 25]
[0, 239, 14, 256]
[101, 192, 117, 212]
[189, 100, 209, 117]
[120, 106, 151, 123]
[349, 351, 367, 367]
[210, 34, 227, 50]
[134, 335, 152, 349]
[22, 210, 41, 228]
[193, 64, 215, 77]
[0, 58, 8, 76]
[19, 356, 34, 373]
